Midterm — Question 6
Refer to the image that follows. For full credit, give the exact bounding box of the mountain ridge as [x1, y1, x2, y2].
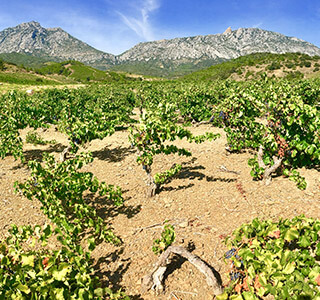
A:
[1, 22, 320, 77]
[0, 21, 116, 68]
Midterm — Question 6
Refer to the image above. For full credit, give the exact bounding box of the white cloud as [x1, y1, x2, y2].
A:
[117, 0, 160, 41]
[49, 10, 131, 54]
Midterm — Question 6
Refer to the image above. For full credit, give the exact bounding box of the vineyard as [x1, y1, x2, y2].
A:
[0, 77, 319, 299]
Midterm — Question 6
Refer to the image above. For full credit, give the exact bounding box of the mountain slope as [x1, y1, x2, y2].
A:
[0, 21, 115, 68]
[114, 28, 320, 77]
[1, 22, 320, 77]
[182, 52, 320, 81]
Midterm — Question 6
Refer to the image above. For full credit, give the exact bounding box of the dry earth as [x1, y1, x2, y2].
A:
[0, 124, 319, 299]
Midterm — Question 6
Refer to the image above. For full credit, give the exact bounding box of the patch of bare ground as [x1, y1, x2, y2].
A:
[0, 124, 319, 299]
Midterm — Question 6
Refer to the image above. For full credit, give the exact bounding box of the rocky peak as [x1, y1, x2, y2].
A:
[223, 26, 232, 34]
[0, 21, 116, 66]
[16, 21, 42, 29]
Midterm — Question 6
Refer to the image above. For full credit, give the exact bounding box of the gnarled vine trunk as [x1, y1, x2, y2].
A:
[144, 164, 159, 197]
[142, 245, 223, 296]
[60, 145, 72, 162]
[258, 145, 283, 185]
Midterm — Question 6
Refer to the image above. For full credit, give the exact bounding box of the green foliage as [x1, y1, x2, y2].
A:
[152, 224, 175, 255]
[0, 91, 48, 160]
[209, 78, 320, 189]
[220, 216, 320, 299]
[15, 152, 123, 250]
[55, 87, 134, 152]
[266, 61, 282, 71]
[284, 71, 304, 80]
[0, 71, 320, 298]
[154, 164, 182, 185]
[0, 114, 24, 160]
[0, 224, 129, 299]
[36, 60, 139, 83]
[0, 59, 4, 71]
[26, 130, 56, 145]
[0, 224, 103, 299]
[0, 72, 59, 85]
[177, 85, 217, 122]
[183, 52, 320, 81]
[129, 101, 219, 194]
[0, 52, 51, 69]
[211, 82, 265, 152]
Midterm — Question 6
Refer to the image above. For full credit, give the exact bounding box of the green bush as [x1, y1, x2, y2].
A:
[303, 61, 312, 68]
[0, 59, 4, 71]
[218, 216, 320, 299]
[26, 131, 56, 145]
[0, 224, 129, 299]
[285, 71, 304, 79]
[152, 224, 175, 255]
[245, 71, 254, 78]
[285, 62, 296, 69]
[266, 61, 282, 71]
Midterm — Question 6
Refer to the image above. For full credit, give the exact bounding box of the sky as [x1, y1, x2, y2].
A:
[0, 0, 320, 55]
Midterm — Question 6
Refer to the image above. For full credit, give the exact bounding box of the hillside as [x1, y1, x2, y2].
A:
[0, 52, 50, 69]
[182, 52, 320, 81]
[0, 21, 115, 68]
[0, 58, 143, 87]
[35, 60, 141, 83]
[1, 22, 320, 77]
[0, 60, 69, 86]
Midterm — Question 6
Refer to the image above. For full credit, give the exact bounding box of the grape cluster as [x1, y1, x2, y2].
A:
[226, 248, 244, 282]
[225, 247, 236, 259]
[73, 138, 81, 145]
[233, 256, 244, 266]
[219, 111, 225, 118]
[275, 135, 289, 158]
[219, 111, 229, 121]
[230, 271, 241, 281]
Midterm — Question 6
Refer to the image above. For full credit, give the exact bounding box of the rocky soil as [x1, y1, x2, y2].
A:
[0, 124, 319, 299]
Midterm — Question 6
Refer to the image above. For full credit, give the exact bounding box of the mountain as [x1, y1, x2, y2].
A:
[114, 27, 320, 76]
[0, 21, 115, 69]
[1, 22, 320, 77]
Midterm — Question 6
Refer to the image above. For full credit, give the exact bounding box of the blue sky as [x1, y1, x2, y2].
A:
[0, 0, 320, 55]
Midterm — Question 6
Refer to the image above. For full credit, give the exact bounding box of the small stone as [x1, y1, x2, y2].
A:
[179, 221, 188, 228]
[163, 198, 171, 204]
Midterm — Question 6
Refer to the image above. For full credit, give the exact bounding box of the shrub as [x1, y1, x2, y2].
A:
[0, 59, 4, 71]
[266, 61, 282, 71]
[219, 216, 320, 299]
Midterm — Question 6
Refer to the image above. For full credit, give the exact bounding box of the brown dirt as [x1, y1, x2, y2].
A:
[0, 125, 319, 299]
